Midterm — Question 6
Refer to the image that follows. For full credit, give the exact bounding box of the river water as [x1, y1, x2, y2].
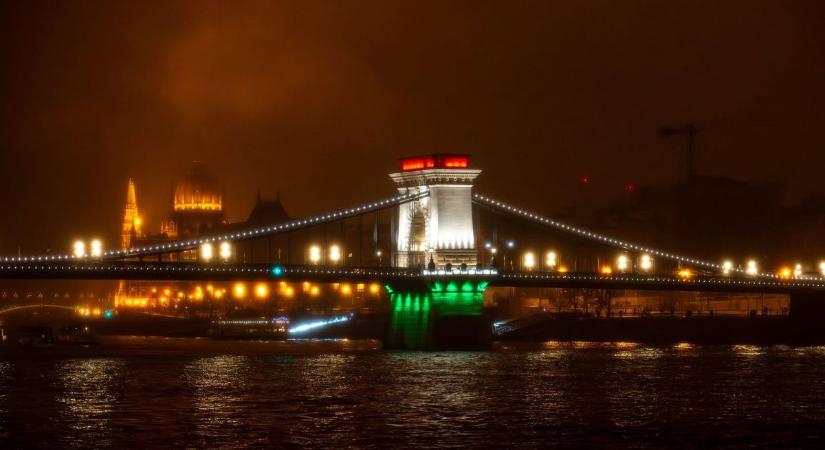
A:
[2, 337, 825, 448]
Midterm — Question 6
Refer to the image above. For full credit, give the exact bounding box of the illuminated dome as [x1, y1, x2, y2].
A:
[173, 162, 223, 212]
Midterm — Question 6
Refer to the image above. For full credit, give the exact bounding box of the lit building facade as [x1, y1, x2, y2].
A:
[161, 161, 227, 239]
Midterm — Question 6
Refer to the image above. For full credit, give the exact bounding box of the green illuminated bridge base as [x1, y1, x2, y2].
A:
[385, 279, 492, 350]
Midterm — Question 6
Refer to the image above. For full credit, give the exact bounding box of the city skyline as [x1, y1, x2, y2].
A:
[3, 3, 825, 448]
[2, 1, 825, 254]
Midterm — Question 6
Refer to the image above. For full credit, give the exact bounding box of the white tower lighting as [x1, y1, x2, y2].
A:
[389, 154, 481, 269]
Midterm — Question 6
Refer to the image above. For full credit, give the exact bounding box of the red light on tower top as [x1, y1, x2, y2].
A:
[580, 175, 591, 185]
[400, 154, 470, 172]
[625, 182, 636, 192]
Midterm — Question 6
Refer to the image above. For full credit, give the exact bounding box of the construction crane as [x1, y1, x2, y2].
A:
[660, 123, 700, 182]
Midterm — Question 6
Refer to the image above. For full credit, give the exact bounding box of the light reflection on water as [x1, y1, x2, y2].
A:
[3, 339, 825, 447]
[0, 361, 10, 432]
[56, 359, 124, 448]
[186, 356, 250, 440]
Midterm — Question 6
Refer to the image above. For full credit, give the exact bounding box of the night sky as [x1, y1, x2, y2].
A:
[1, 0, 823, 254]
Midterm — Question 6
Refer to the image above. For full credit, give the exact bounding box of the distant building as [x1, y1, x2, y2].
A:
[160, 161, 226, 239]
[116, 162, 290, 308]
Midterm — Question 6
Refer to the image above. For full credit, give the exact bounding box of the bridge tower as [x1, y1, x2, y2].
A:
[389, 154, 481, 269]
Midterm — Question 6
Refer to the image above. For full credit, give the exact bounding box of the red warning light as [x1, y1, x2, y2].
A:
[625, 182, 636, 192]
[580, 176, 591, 185]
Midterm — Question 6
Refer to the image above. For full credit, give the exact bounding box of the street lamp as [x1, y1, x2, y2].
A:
[329, 245, 341, 265]
[616, 254, 629, 273]
[376, 249, 383, 266]
[504, 240, 515, 270]
[746, 259, 758, 276]
[309, 245, 321, 265]
[794, 263, 803, 279]
[820, 261, 825, 277]
[200, 243, 213, 262]
[523, 252, 536, 271]
[72, 240, 86, 258]
[545, 251, 557, 271]
[722, 260, 733, 276]
[254, 283, 269, 299]
[90, 239, 103, 258]
[219, 242, 232, 262]
[640, 254, 653, 272]
[232, 282, 247, 299]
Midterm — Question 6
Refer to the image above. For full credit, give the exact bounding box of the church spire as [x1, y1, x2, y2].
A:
[121, 178, 142, 250]
[126, 178, 138, 209]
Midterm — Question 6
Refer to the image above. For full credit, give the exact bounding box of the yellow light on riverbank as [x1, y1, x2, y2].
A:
[254, 283, 269, 299]
[233, 283, 247, 299]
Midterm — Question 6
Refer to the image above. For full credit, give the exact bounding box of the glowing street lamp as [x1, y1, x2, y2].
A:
[746, 259, 758, 276]
[640, 254, 653, 272]
[329, 245, 341, 265]
[72, 240, 86, 258]
[503, 240, 516, 270]
[309, 245, 321, 265]
[616, 254, 629, 272]
[200, 243, 213, 262]
[254, 283, 269, 299]
[820, 261, 825, 277]
[794, 263, 803, 279]
[722, 260, 733, 276]
[523, 252, 536, 270]
[219, 242, 232, 261]
[90, 239, 103, 258]
[545, 251, 557, 270]
[232, 282, 247, 299]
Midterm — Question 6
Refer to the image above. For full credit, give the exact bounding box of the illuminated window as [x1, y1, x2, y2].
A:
[442, 157, 468, 168]
[401, 154, 471, 171]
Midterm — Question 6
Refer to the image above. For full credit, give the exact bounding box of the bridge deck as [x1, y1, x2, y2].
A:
[1, 262, 824, 295]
